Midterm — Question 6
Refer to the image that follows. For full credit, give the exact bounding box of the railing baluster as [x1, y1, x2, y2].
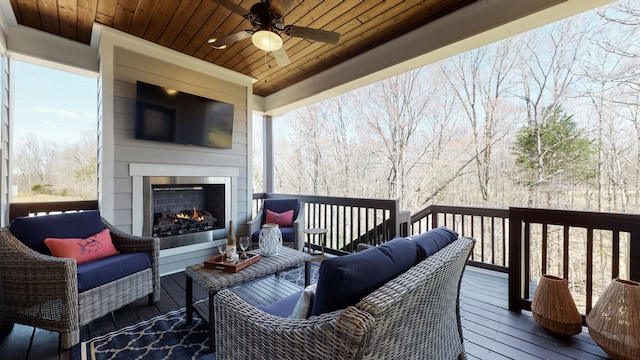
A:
[612, 230, 620, 279]
[542, 224, 548, 275]
[366, 207, 371, 244]
[481, 216, 485, 263]
[524, 221, 530, 300]
[341, 205, 346, 250]
[586, 228, 594, 313]
[563, 226, 570, 281]
[502, 217, 506, 267]
[491, 217, 495, 265]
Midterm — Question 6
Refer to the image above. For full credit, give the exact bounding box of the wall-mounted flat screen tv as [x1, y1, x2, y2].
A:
[135, 81, 234, 149]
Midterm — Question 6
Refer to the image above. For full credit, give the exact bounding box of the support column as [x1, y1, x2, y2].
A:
[263, 115, 274, 193]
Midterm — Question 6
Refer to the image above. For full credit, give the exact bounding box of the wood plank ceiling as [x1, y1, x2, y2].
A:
[9, 0, 477, 97]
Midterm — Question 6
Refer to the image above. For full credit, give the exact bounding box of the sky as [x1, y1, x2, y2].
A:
[12, 60, 97, 148]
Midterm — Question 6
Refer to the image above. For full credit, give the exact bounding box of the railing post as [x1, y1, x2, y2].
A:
[431, 206, 439, 229]
[390, 199, 399, 239]
[508, 207, 523, 313]
[398, 210, 411, 237]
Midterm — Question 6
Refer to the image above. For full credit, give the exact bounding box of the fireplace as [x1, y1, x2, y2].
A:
[143, 176, 231, 250]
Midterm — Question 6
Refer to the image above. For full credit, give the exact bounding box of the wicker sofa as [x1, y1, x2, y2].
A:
[0, 210, 159, 349]
[214, 228, 475, 360]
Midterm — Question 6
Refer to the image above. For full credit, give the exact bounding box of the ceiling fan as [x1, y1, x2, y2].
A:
[207, 0, 340, 66]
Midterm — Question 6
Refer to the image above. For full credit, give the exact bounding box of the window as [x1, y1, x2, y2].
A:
[11, 59, 98, 202]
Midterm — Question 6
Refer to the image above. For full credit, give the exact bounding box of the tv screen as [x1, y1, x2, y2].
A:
[135, 81, 234, 149]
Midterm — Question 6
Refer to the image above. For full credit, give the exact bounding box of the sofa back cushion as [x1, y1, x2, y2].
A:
[10, 210, 104, 255]
[311, 237, 417, 316]
[412, 226, 459, 261]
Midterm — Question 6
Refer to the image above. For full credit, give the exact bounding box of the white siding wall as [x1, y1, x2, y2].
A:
[97, 29, 254, 274]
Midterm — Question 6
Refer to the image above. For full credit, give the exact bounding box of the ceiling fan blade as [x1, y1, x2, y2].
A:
[269, 0, 295, 16]
[209, 0, 249, 17]
[271, 47, 291, 66]
[208, 31, 253, 49]
[285, 25, 340, 44]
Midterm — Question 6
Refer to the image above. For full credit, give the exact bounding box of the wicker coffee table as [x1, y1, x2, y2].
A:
[185, 246, 311, 352]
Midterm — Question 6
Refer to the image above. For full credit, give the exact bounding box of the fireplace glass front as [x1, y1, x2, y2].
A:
[143, 176, 229, 250]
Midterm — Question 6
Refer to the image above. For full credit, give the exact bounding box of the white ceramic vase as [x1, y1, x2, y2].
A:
[259, 223, 282, 256]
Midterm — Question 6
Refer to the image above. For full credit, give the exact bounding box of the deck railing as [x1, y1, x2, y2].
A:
[410, 205, 510, 273]
[508, 207, 640, 316]
[408, 204, 640, 316]
[8, 200, 99, 222]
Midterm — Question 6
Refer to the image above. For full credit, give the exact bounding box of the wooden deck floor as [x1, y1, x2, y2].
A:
[0, 266, 608, 360]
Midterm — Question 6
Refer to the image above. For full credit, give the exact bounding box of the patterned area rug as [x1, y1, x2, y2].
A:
[277, 260, 320, 286]
[77, 262, 318, 360]
[78, 307, 213, 360]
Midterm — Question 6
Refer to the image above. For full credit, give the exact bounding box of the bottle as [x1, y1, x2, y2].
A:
[226, 220, 238, 263]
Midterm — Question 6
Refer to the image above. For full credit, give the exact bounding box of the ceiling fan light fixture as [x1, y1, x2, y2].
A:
[252, 30, 283, 51]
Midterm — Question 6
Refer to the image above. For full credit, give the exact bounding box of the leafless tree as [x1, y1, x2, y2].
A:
[439, 38, 521, 201]
[13, 133, 57, 195]
[350, 69, 436, 208]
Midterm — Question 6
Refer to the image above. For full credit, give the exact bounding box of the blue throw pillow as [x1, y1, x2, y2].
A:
[310, 237, 417, 316]
[10, 210, 104, 255]
[412, 226, 459, 261]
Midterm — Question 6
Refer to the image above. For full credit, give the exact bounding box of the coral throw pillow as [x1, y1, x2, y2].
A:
[44, 228, 120, 264]
[265, 209, 294, 227]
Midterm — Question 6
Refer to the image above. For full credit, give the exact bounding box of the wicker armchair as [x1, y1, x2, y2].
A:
[0, 214, 159, 349]
[214, 236, 475, 360]
[247, 198, 305, 251]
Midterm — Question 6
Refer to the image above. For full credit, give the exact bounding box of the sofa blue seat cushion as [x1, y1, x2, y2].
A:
[10, 210, 104, 255]
[259, 291, 301, 318]
[310, 237, 417, 316]
[412, 226, 459, 261]
[76, 252, 152, 292]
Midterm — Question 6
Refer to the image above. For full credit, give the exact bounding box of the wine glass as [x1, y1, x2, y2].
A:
[239, 236, 250, 260]
[217, 243, 226, 262]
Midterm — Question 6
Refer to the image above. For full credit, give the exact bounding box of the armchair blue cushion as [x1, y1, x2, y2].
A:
[77, 252, 151, 292]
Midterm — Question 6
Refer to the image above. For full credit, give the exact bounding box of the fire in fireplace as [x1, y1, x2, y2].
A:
[143, 176, 230, 250]
[153, 207, 217, 237]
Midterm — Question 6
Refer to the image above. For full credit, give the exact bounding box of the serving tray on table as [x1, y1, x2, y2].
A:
[204, 252, 260, 272]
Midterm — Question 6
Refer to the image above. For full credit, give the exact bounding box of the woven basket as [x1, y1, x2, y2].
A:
[586, 278, 640, 360]
[531, 274, 582, 337]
